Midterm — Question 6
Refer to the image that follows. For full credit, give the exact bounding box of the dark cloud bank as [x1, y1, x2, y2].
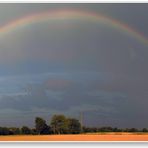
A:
[0, 4, 148, 128]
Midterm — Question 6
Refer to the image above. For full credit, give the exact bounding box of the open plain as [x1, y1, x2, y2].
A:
[0, 133, 148, 141]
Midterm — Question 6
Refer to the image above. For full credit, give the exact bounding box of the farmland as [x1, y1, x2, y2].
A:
[0, 133, 148, 141]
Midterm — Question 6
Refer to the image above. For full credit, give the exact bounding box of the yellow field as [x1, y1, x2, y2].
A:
[0, 133, 148, 141]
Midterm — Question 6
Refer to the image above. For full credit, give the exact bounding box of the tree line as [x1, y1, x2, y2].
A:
[0, 114, 148, 135]
[0, 114, 81, 135]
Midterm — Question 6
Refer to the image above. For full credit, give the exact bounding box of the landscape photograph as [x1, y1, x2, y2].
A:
[0, 3, 148, 141]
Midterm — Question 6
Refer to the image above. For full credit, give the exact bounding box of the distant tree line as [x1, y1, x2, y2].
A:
[0, 114, 147, 135]
[82, 127, 147, 133]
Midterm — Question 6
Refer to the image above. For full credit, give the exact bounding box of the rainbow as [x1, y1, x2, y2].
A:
[0, 9, 147, 46]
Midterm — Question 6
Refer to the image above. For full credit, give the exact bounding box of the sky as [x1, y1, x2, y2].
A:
[0, 3, 148, 128]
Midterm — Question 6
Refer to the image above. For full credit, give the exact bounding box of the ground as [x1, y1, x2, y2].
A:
[0, 133, 148, 141]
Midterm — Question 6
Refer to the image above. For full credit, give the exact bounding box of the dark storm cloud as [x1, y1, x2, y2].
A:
[0, 75, 127, 127]
[0, 4, 148, 128]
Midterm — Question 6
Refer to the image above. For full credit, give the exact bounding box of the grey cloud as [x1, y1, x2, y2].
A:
[0, 4, 147, 128]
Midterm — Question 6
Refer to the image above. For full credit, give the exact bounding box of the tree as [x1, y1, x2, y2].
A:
[128, 128, 138, 132]
[0, 127, 10, 135]
[83, 126, 92, 133]
[9, 127, 21, 135]
[41, 125, 52, 134]
[50, 114, 69, 134]
[35, 117, 50, 134]
[99, 126, 113, 132]
[67, 118, 81, 134]
[123, 128, 129, 132]
[113, 127, 122, 132]
[31, 128, 37, 135]
[142, 128, 148, 132]
[21, 126, 31, 135]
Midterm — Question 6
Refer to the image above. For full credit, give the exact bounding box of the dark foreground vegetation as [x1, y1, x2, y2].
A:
[0, 114, 148, 135]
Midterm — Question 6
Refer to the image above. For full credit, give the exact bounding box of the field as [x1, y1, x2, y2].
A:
[1, 133, 148, 141]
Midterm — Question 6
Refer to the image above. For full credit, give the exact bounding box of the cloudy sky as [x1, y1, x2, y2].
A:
[0, 3, 148, 128]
